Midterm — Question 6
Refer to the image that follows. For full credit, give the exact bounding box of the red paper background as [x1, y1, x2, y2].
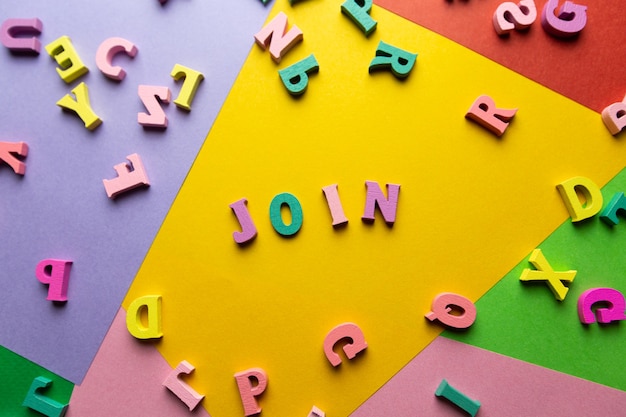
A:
[374, 0, 626, 113]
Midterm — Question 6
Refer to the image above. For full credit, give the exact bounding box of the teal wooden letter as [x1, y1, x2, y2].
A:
[435, 379, 480, 417]
[278, 54, 319, 96]
[341, 0, 377, 36]
[369, 41, 417, 79]
[269, 193, 303, 236]
[600, 192, 626, 226]
[22, 376, 69, 417]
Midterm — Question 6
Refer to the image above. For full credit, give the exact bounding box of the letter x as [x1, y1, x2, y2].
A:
[519, 249, 576, 301]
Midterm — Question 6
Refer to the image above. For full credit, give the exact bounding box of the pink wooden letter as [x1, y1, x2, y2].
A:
[229, 198, 258, 244]
[323, 322, 368, 367]
[601, 95, 626, 136]
[308, 406, 325, 417]
[102, 153, 150, 199]
[0, 18, 43, 53]
[234, 368, 268, 416]
[322, 184, 348, 227]
[425, 293, 477, 329]
[138, 85, 171, 128]
[254, 11, 303, 63]
[0, 141, 28, 175]
[578, 288, 626, 324]
[465, 95, 517, 136]
[541, 0, 587, 38]
[493, 0, 537, 35]
[35, 259, 72, 302]
[362, 181, 400, 225]
[96, 37, 137, 81]
[162, 360, 204, 411]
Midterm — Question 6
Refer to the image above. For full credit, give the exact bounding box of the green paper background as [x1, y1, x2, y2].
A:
[444, 167, 626, 390]
[0, 345, 73, 416]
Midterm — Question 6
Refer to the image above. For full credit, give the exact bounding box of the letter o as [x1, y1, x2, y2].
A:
[269, 192, 303, 236]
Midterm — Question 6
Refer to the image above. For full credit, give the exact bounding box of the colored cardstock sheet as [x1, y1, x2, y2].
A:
[444, 167, 626, 391]
[0, 1, 270, 383]
[0, 344, 73, 416]
[123, 1, 626, 416]
[374, 0, 626, 113]
[349, 337, 626, 416]
[66, 308, 210, 417]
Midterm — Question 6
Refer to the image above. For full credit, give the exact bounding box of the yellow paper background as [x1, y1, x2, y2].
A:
[123, 2, 625, 416]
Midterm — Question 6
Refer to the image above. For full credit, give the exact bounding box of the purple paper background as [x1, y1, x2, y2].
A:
[0, 0, 270, 383]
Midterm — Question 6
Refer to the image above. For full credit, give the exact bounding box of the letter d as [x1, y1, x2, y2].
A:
[126, 295, 163, 339]
[556, 176, 603, 222]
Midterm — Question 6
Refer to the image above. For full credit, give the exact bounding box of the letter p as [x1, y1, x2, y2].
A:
[235, 368, 268, 416]
[35, 259, 72, 302]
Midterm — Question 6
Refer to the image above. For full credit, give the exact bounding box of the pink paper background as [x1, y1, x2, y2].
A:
[67, 308, 211, 417]
[350, 337, 626, 416]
